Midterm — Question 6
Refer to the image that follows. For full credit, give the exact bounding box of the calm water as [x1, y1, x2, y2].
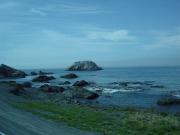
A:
[5, 67, 180, 112]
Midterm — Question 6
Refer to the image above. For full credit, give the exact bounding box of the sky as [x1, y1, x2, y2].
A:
[0, 0, 180, 69]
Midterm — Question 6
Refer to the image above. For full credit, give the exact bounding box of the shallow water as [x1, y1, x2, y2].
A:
[1, 67, 180, 112]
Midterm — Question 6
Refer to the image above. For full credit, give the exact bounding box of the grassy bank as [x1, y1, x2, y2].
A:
[15, 102, 180, 135]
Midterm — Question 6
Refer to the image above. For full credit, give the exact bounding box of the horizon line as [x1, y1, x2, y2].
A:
[19, 65, 180, 70]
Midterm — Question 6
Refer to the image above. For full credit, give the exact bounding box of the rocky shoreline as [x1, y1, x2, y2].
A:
[0, 64, 180, 109]
[0, 80, 99, 105]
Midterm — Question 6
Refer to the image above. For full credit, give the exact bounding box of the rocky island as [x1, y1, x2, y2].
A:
[66, 61, 103, 71]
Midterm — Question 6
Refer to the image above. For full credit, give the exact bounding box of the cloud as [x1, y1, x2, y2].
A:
[0, 0, 106, 17]
[149, 29, 180, 48]
[87, 29, 136, 42]
[36, 2, 106, 15]
[158, 34, 180, 47]
[30, 8, 47, 16]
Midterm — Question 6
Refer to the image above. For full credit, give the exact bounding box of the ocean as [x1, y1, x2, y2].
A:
[5, 66, 180, 112]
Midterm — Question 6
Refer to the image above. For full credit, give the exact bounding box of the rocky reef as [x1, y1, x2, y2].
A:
[32, 75, 56, 82]
[4, 81, 99, 103]
[0, 64, 27, 78]
[157, 97, 180, 106]
[59, 81, 71, 85]
[157, 91, 180, 106]
[73, 80, 90, 87]
[66, 61, 103, 71]
[39, 84, 65, 93]
[61, 73, 78, 79]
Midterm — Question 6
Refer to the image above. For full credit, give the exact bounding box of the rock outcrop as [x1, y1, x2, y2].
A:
[0, 64, 27, 78]
[10, 83, 25, 96]
[59, 81, 71, 85]
[61, 73, 78, 79]
[31, 72, 38, 76]
[66, 61, 103, 71]
[157, 97, 180, 106]
[39, 84, 65, 93]
[73, 80, 89, 87]
[22, 82, 32, 88]
[32, 75, 56, 82]
[62, 88, 99, 100]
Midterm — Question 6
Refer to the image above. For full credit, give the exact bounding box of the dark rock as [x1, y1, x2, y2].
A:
[62, 87, 99, 100]
[39, 70, 53, 75]
[73, 80, 89, 87]
[85, 92, 99, 99]
[66, 61, 103, 71]
[119, 82, 128, 87]
[10, 84, 25, 95]
[59, 81, 71, 85]
[157, 97, 180, 105]
[22, 82, 32, 88]
[32, 75, 56, 82]
[39, 84, 65, 93]
[64, 81, 71, 85]
[61, 73, 78, 79]
[0, 64, 27, 78]
[150, 85, 165, 88]
[31, 72, 38, 76]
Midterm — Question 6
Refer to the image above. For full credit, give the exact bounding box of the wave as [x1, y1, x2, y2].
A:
[86, 86, 142, 94]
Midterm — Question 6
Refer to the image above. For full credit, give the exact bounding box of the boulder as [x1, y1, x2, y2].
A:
[157, 97, 180, 106]
[39, 70, 53, 75]
[85, 92, 99, 99]
[64, 81, 71, 85]
[59, 81, 71, 85]
[10, 83, 25, 95]
[32, 75, 56, 82]
[31, 72, 38, 76]
[61, 73, 78, 79]
[150, 85, 165, 88]
[73, 80, 89, 87]
[39, 84, 65, 93]
[66, 61, 103, 71]
[0, 64, 27, 78]
[22, 82, 32, 88]
[63, 88, 99, 100]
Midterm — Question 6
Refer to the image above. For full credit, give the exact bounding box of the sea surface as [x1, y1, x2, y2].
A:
[3, 66, 180, 112]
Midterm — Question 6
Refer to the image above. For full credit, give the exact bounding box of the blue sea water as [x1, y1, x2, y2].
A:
[4, 66, 180, 112]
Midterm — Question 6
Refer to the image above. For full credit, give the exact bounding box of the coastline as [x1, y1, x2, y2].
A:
[0, 64, 180, 135]
[0, 82, 180, 135]
[0, 83, 98, 135]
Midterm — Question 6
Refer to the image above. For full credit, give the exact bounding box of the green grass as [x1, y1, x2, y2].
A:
[15, 102, 180, 135]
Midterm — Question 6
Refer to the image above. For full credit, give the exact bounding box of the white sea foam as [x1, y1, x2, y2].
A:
[103, 88, 141, 93]
[173, 94, 180, 98]
[86, 86, 142, 94]
[86, 86, 103, 92]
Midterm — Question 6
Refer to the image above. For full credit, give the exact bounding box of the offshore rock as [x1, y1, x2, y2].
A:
[66, 61, 103, 71]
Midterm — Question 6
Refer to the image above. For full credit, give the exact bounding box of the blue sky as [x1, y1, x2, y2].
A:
[0, 0, 180, 69]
